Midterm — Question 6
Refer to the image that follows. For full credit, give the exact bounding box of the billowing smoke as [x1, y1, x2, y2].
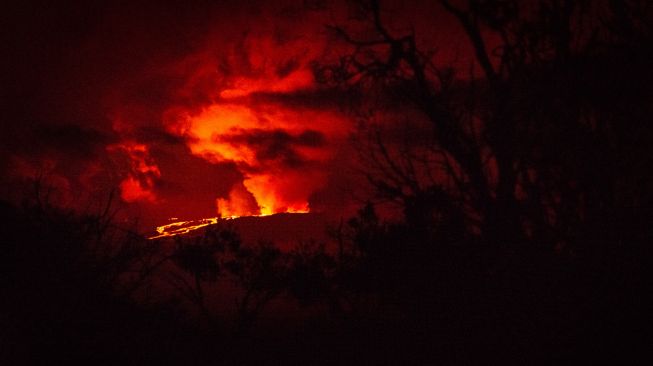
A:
[2, 0, 353, 229]
[3, 0, 467, 229]
[113, 2, 352, 223]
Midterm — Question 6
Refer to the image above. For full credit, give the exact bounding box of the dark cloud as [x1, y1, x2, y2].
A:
[247, 88, 361, 110]
[218, 128, 326, 168]
[276, 58, 301, 78]
[133, 126, 186, 146]
[36, 124, 116, 158]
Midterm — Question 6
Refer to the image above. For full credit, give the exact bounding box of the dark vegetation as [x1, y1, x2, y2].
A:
[3, 0, 653, 364]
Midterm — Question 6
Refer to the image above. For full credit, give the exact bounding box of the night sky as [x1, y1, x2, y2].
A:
[3, 1, 652, 363]
[1, 0, 477, 232]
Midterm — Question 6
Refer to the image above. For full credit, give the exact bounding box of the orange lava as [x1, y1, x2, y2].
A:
[147, 210, 309, 240]
[148, 217, 221, 239]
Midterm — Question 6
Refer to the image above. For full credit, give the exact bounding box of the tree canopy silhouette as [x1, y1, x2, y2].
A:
[314, 0, 653, 361]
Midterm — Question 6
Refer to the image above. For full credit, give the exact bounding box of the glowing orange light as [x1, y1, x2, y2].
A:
[182, 104, 259, 164]
[148, 217, 220, 239]
[147, 209, 310, 240]
[168, 101, 323, 219]
[147, 31, 347, 235]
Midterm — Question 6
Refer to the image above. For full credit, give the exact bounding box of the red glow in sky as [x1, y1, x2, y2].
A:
[1, 0, 467, 230]
[98, 1, 355, 227]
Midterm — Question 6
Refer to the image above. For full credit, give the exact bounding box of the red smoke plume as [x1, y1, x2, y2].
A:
[105, 5, 350, 227]
[3, 1, 461, 230]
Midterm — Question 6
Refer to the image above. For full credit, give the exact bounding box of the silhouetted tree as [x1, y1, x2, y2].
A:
[316, 0, 653, 360]
[321, 0, 652, 246]
[167, 223, 242, 330]
[226, 240, 286, 335]
[0, 178, 192, 364]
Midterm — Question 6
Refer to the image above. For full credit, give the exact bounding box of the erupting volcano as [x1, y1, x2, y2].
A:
[81, 5, 354, 233]
[1, 0, 368, 233]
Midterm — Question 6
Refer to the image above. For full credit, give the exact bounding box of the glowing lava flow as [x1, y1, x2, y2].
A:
[148, 210, 309, 240]
[148, 217, 221, 239]
[140, 32, 343, 241]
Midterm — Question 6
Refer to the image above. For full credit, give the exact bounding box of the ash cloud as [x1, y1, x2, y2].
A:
[2, 0, 361, 227]
[218, 128, 326, 168]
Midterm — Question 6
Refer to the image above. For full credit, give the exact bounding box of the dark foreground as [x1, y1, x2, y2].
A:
[1, 199, 649, 365]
